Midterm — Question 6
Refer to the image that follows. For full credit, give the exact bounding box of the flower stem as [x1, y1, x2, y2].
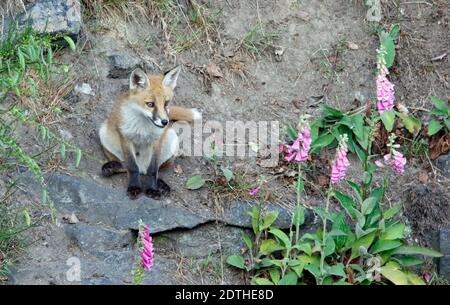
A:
[319, 187, 333, 285]
[295, 162, 302, 244]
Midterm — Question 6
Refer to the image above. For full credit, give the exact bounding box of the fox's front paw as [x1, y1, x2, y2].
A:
[127, 185, 142, 199]
[145, 179, 170, 200]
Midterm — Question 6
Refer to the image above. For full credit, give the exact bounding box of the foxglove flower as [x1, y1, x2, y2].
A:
[376, 74, 395, 113]
[383, 149, 406, 175]
[330, 135, 350, 184]
[248, 187, 260, 196]
[140, 225, 154, 271]
[285, 126, 311, 163]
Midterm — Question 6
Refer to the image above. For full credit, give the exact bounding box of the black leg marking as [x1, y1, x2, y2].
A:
[144, 156, 170, 199]
[101, 161, 123, 177]
[126, 155, 141, 200]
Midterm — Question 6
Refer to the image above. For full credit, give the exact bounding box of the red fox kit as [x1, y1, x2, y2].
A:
[99, 66, 201, 199]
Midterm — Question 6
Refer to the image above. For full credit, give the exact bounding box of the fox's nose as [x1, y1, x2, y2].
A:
[161, 119, 168, 126]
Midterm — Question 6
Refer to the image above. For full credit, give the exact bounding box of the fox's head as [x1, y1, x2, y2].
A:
[127, 66, 181, 128]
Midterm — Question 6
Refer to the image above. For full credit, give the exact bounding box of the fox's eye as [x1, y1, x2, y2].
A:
[164, 100, 170, 107]
[146, 102, 155, 108]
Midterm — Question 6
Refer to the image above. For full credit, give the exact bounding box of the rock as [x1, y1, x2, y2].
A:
[74, 83, 94, 96]
[108, 54, 143, 79]
[33, 173, 213, 232]
[439, 228, 450, 280]
[5, 0, 82, 41]
[434, 154, 450, 176]
[220, 200, 314, 230]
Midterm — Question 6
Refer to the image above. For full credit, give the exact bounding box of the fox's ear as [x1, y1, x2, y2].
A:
[129, 68, 149, 90]
[163, 66, 181, 89]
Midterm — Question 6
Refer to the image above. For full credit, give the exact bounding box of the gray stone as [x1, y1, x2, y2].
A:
[108, 54, 143, 79]
[221, 200, 314, 230]
[434, 154, 450, 176]
[5, 0, 82, 40]
[35, 173, 213, 233]
[439, 228, 450, 280]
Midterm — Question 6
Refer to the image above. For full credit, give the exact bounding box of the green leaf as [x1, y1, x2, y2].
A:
[221, 167, 234, 182]
[427, 119, 443, 136]
[304, 264, 321, 278]
[242, 232, 253, 250]
[325, 263, 346, 278]
[75, 148, 82, 168]
[22, 208, 31, 226]
[380, 110, 396, 132]
[393, 256, 424, 267]
[63, 36, 76, 51]
[254, 278, 274, 285]
[320, 104, 343, 119]
[278, 272, 298, 285]
[347, 180, 362, 204]
[384, 204, 402, 219]
[261, 211, 279, 230]
[399, 113, 422, 134]
[269, 269, 280, 284]
[311, 133, 335, 150]
[351, 231, 376, 260]
[431, 96, 448, 113]
[269, 228, 291, 248]
[324, 236, 336, 257]
[371, 240, 402, 254]
[380, 262, 409, 285]
[393, 246, 443, 257]
[389, 24, 400, 41]
[292, 205, 305, 228]
[17, 48, 25, 70]
[226, 255, 245, 269]
[60, 143, 66, 160]
[250, 206, 260, 235]
[382, 38, 396, 68]
[362, 197, 377, 215]
[260, 239, 284, 255]
[334, 191, 357, 220]
[185, 175, 206, 190]
[294, 242, 312, 256]
[381, 223, 405, 240]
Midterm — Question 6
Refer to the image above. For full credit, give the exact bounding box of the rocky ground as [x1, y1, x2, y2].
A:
[1, 0, 449, 284]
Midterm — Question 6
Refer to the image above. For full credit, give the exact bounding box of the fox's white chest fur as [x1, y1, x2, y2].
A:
[120, 104, 166, 173]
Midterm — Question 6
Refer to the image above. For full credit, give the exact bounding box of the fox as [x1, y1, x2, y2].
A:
[98, 66, 201, 200]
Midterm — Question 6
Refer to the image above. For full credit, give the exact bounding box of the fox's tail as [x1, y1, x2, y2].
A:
[169, 106, 202, 123]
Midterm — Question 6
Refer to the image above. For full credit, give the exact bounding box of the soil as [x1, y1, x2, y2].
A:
[2, 0, 449, 284]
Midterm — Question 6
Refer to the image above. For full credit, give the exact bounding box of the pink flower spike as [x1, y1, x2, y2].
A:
[249, 187, 260, 196]
[376, 74, 395, 113]
[383, 149, 406, 175]
[284, 125, 311, 163]
[140, 225, 154, 271]
[330, 135, 350, 185]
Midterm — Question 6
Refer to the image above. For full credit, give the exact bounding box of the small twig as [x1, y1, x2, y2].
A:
[431, 53, 447, 62]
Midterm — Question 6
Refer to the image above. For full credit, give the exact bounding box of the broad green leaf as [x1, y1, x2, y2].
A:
[269, 268, 280, 284]
[221, 167, 234, 182]
[382, 38, 396, 68]
[334, 191, 357, 220]
[311, 133, 335, 150]
[389, 24, 400, 41]
[350, 231, 376, 260]
[294, 242, 312, 256]
[380, 263, 409, 285]
[393, 246, 443, 257]
[261, 211, 279, 230]
[326, 263, 346, 278]
[346, 180, 362, 204]
[405, 271, 425, 285]
[185, 175, 206, 190]
[292, 205, 305, 228]
[324, 236, 336, 257]
[226, 255, 245, 269]
[380, 110, 396, 132]
[381, 223, 405, 240]
[427, 119, 443, 136]
[254, 278, 274, 285]
[320, 104, 343, 119]
[298, 254, 320, 266]
[260, 239, 284, 255]
[278, 272, 298, 285]
[362, 197, 377, 215]
[371, 240, 402, 254]
[431, 96, 448, 113]
[384, 204, 402, 219]
[393, 256, 424, 267]
[304, 264, 321, 278]
[269, 228, 291, 248]
[242, 232, 253, 250]
[249, 206, 260, 235]
[22, 208, 31, 226]
[63, 36, 76, 51]
[399, 113, 422, 134]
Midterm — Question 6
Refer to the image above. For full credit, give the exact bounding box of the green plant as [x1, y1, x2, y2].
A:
[241, 24, 279, 57]
[427, 96, 450, 136]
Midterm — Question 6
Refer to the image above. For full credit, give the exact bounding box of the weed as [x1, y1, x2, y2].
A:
[241, 24, 279, 58]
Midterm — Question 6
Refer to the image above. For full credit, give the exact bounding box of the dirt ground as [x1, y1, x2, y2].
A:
[2, 0, 450, 284]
